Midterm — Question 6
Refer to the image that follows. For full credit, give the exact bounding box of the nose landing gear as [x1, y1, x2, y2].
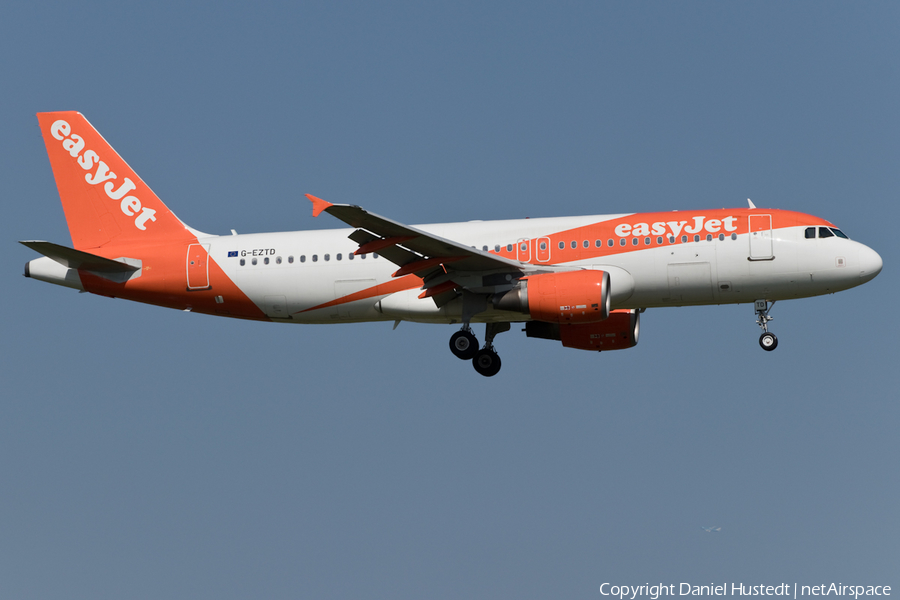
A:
[754, 300, 778, 351]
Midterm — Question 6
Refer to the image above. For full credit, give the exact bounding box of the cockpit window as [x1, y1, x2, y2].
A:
[831, 228, 849, 239]
[819, 227, 834, 239]
[805, 227, 816, 239]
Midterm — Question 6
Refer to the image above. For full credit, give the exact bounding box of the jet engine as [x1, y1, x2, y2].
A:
[525, 309, 640, 351]
[494, 270, 610, 324]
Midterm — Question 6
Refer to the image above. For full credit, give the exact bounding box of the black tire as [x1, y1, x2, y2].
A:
[472, 348, 502, 377]
[759, 332, 778, 351]
[450, 330, 478, 360]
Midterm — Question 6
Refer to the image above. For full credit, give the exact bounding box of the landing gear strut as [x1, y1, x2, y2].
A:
[754, 299, 778, 351]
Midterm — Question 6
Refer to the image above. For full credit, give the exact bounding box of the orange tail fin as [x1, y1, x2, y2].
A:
[37, 112, 197, 249]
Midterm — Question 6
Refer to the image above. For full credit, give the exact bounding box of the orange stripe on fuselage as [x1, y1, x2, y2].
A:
[78, 242, 269, 321]
[486, 208, 833, 264]
[297, 274, 423, 314]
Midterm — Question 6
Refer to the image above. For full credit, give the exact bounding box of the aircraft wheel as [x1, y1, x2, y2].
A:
[759, 332, 778, 351]
[450, 330, 478, 360]
[472, 348, 501, 377]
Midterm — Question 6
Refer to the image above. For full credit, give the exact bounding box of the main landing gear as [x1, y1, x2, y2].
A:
[449, 327, 478, 360]
[450, 323, 510, 377]
[754, 299, 778, 351]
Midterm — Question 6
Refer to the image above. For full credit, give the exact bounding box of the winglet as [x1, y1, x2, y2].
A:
[747, 198, 756, 209]
[306, 194, 333, 218]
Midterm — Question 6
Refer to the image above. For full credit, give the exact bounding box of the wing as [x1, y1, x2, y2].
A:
[307, 194, 526, 305]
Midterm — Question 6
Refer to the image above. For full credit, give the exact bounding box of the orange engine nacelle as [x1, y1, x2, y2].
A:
[525, 309, 640, 352]
[494, 270, 611, 324]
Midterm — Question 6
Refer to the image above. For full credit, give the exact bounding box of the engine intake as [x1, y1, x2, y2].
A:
[494, 270, 610, 324]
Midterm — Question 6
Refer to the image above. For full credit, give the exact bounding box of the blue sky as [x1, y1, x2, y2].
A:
[2, 2, 898, 598]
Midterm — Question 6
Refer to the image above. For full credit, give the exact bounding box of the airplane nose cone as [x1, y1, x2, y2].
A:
[858, 245, 883, 282]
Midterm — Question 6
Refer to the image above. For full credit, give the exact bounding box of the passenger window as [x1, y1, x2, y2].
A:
[595, 239, 602, 248]
[507, 244, 513, 252]
[373, 253, 378, 259]
[607, 239, 614, 247]
[360, 253, 366, 259]
[731, 233, 737, 240]
[252, 258, 258, 265]
[240, 258, 245, 266]
[657, 236, 663, 244]
[348, 253, 354, 260]
[495, 245, 500, 252]
[632, 238, 638, 246]
[520, 243, 527, 252]
[264, 257, 270, 265]
[571, 241, 577, 249]
[718, 234, 724, 241]
[540, 242, 547, 250]
[299, 255, 304, 263]
[693, 235, 700, 242]
[558, 241, 564, 250]
[668, 236, 675, 243]
[706, 234, 712, 242]
[312, 255, 318, 262]
[324, 254, 330, 261]
[644, 237, 650, 245]
[805, 227, 816, 239]
[681, 235, 687, 243]
[819, 227, 834, 238]
[619, 239, 626, 247]
[276, 256, 282, 264]
[583, 240, 589, 248]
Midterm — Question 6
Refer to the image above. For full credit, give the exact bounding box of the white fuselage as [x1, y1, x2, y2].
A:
[202, 213, 880, 324]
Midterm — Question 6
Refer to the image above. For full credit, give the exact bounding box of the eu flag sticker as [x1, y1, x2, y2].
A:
[228, 251, 239, 258]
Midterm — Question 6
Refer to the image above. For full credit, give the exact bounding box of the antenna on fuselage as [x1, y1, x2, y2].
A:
[747, 198, 757, 209]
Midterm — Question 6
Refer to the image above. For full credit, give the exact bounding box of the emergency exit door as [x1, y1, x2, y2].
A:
[186, 244, 211, 289]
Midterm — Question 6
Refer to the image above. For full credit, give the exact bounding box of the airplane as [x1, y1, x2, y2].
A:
[701, 526, 721, 532]
[22, 112, 883, 376]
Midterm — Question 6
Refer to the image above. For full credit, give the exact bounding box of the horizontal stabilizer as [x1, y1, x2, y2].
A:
[20, 240, 140, 273]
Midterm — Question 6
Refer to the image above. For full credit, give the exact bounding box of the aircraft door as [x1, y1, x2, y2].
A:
[517, 238, 531, 262]
[748, 214, 773, 260]
[186, 244, 211, 290]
